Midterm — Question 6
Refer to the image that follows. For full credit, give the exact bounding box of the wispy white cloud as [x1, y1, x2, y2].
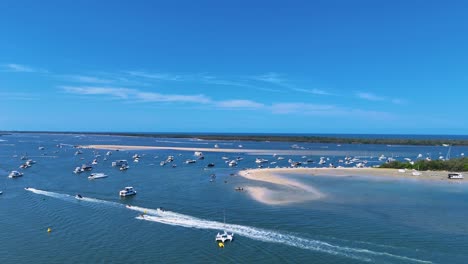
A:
[356, 91, 406, 105]
[126, 71, 181, 81]
[251, 72, 284, 85]
[61, 86, 134, 99]
[271, 103, 335, 114]
[60, 75, 114, 84]
[135, 92, 211, 104]
[292, 88, 334, 96]
[0, 92, 40, 101]
[2, 63, 45, 73]
[61, 86, 211, 104]
[356, 92, 385, 101]
[216, 99, 265, 109]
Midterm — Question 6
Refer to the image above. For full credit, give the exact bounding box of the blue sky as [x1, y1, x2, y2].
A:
[1, 0, 467, 134]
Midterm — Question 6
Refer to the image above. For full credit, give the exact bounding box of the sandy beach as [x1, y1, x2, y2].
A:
[80, 144, 353, 156]
[238, 167, 465, 205]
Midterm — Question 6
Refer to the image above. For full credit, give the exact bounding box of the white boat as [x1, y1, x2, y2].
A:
[185, 159, 196, 164]
[228, 160, 238, 167]
[255, 158, 268, 164]
[194, 151, 203, 157]
[412, 171, 421, 176]
[73, 167, 83, 174]
[214, 144, 219, 148]
[132, 154, 140, 159]
[88, 173, 108, 180]
[215, 230, 234, 243]
[448, 173, 464, 179]
[91, 159, 98, 165]
[120, 165, 129, 171]
[112, 160, 128, 167]
[119, 186, 137, 197]
[8, 171, 23, 178]
[106, 151, 112, 156]
[38, 146, 45, 150]
[277, 157, 285, 160]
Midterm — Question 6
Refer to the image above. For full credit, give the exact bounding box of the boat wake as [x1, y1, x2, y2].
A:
[25, 188, 432, 263]
[25, 188, 123, 208]
[132, 206, 432, 264]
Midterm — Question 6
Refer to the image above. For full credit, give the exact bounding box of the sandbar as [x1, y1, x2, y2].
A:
[238, 167, 466, 205]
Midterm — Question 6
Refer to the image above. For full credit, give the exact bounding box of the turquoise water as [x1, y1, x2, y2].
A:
[0, 133, 467, 263]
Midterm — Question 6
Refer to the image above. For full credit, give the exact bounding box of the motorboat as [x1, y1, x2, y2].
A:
[8, 170, 23, 178]
[448, 173, 464, 179]
[132, 154, 140, 159]
[255, 158, 268, 164]
[73, 167, 83, 174]
[26, 159, 36, 165]
[228, 160, 238, 167]
[92, 159, 98, 165]
[194, 151, 203, 157]
[88, 173, 108, 180]
[206, 163, 215, 168]
[160, 161, 166, 166]
[75, 194, 83, 199]
[120, 165, 129, 171]
[119, 187, 137, 197]
[185, 159, 196, 164]
[38, 146, 45, 150]
[235, 187, 244, 191]
[112, 160, 128, 167]
[19, 163, 30, 169]
[215, 231, 234, 243]
[81, 164, 93, 171]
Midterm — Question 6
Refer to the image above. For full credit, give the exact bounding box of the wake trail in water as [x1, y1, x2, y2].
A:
[25, 188, 432, 263]
[25, 188, 123, 208]
[131, 206, 432, 264]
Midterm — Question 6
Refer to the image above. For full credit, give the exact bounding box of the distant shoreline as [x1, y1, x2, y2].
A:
[3, 131, 468, 146]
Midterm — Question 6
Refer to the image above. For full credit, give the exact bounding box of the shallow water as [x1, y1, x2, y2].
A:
[0, 133, 467, 263]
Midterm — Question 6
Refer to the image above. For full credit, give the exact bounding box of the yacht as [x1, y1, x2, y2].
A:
[119, 187, 137, 197]
[448, 173, 464, 179]
[8, 171, 23, 178]
[215, 231, 234, 243]
[88, 173, 108, 180]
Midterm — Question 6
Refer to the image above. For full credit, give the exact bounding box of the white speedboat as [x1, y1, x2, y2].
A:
[119, 187, 137, 197]
[8, 171, 23, 178]
[185, 159, 196, 164]
[215, 231, 234, 243]
[448, 173, 464, 179]
[73, 167, 83, 174]
[120, 165, 129, 171]
[88, 173, 108, 180]
[228, 160, 238, 167]
[255, 158, 268, 164]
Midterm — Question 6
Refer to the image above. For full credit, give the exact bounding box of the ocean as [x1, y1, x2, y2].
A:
[0, 133, 467, 263]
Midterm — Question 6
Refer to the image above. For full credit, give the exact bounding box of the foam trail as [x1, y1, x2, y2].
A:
[24, 189, 431, 263]
[134, 207, 432, 264]
[25, 188, 123, 208]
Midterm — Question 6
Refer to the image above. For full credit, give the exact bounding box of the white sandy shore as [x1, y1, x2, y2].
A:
[238, 167, 465, 205]
[80, 144, 350, 156]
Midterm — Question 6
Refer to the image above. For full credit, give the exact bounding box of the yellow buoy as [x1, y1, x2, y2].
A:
[47, 228, 52, 233]
[218, 242, 224, 248]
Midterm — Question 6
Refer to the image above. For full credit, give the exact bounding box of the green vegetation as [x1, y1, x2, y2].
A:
[2, 131, 468, 146]
[379, 157, 468, 172]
